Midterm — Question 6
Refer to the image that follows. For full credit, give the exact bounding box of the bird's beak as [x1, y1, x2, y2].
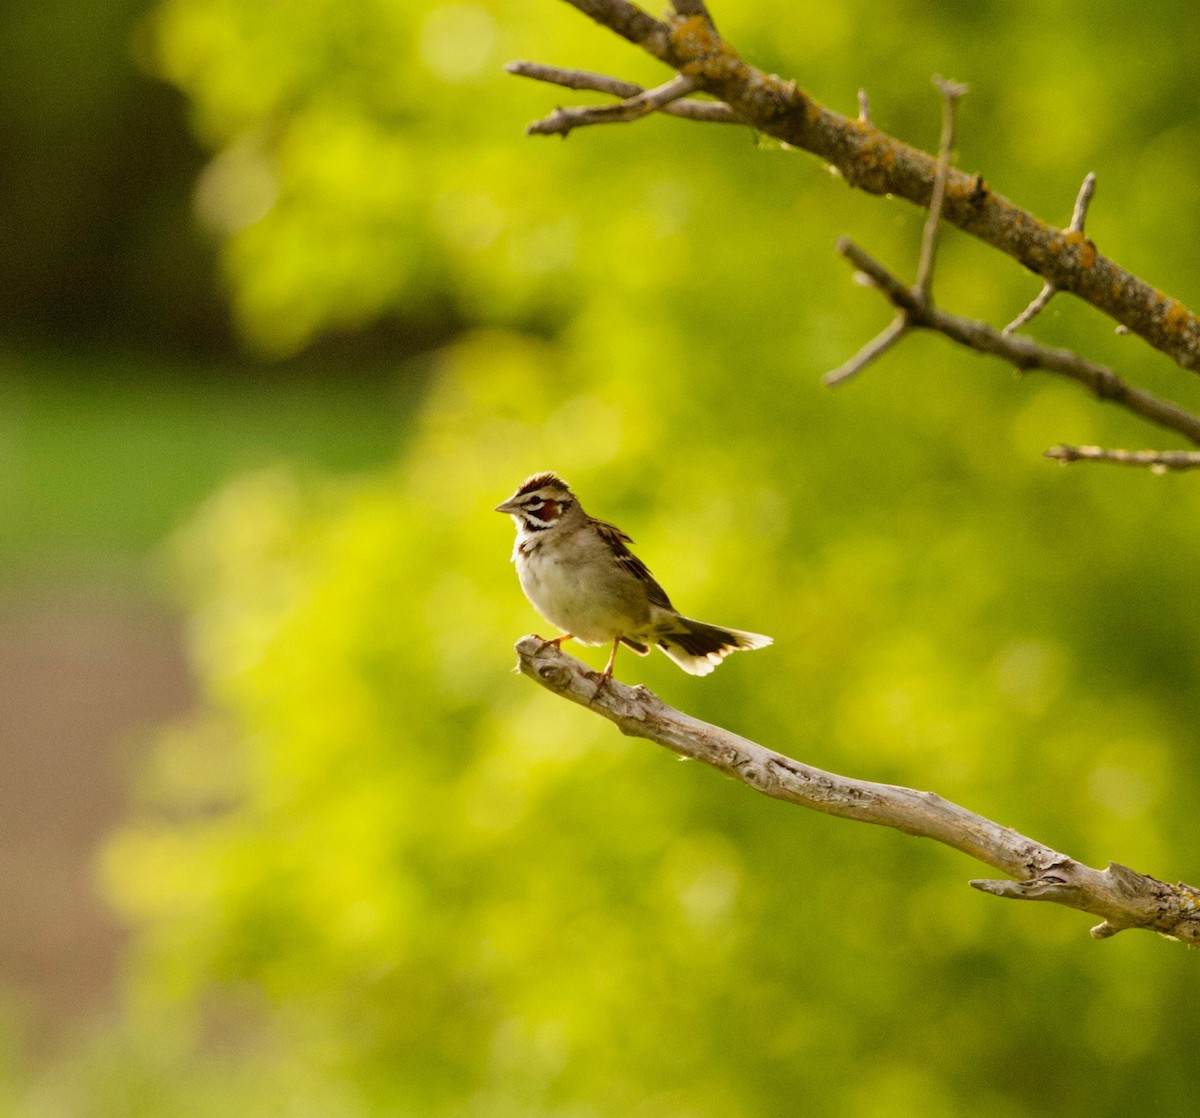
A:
[494, 497, 518, 514]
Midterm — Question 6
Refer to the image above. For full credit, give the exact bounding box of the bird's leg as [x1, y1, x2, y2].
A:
[537, 632, 574, 651]
[589, 637, 621, 703]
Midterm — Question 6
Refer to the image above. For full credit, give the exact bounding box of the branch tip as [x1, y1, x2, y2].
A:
[968, 878, 1007, 896]
[1070, 172, 1098, 233]
[857, 88, 870, 124]
[933, 75, 970, 101]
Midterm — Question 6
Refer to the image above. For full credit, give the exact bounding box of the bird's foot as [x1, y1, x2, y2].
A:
[536, 632, 574, 652]
[588, 669, 614, 705]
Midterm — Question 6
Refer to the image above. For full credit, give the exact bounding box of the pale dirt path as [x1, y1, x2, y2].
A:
[0, 590, 194, 1044]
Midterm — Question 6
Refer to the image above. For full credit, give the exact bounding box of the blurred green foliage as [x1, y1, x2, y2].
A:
[16, 0, 1200, 1114]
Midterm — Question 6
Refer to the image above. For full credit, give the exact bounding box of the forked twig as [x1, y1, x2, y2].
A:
[825, 78, 967, 388]
[525, 73, 699, 136]
[507, 61, 739, 123]
[1004, 173, 1098, 335]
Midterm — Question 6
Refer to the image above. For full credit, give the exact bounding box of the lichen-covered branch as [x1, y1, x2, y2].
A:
[516, 637, 1200, 946]
[517, 0, 1200, 373]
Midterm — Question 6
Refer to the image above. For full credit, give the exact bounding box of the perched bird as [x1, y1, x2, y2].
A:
[495, 471, 771, 682]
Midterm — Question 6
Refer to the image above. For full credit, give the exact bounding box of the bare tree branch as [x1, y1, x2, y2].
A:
[1045, 444, 1200, 471]
[506, 61, 740, 123]
[515, 637, 1200, 945]
[524, 74, 699, 136]
[836, 238, 1200, 447]
[523, 1, 1200, 373]
[558, 0, 671, 54]
[506, 60, 650, 97]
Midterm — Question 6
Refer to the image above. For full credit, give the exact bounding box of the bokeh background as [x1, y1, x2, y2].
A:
[4, 0, 1200, 1114]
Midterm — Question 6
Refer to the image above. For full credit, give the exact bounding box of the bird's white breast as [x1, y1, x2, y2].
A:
[514, 529, 649, 645]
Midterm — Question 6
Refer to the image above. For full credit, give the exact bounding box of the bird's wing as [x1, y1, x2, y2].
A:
[592, 518, 675, 611]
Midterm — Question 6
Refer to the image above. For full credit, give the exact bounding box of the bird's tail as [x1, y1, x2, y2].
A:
[657, 617, 772, 677]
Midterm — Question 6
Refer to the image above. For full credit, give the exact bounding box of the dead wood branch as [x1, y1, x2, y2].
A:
[516, 637, 1200, 946]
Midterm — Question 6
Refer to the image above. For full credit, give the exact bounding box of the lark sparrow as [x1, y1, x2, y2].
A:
[496, 471, 772, 681]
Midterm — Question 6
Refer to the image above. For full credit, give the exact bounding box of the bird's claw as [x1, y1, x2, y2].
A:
[588, 671, 613, 705]
[535, 633, 573, 653]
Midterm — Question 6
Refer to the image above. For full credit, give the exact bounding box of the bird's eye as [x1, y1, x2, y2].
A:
[526, 499, 545, 511]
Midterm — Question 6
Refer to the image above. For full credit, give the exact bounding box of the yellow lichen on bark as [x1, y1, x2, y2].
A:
[1063, 229, 1097, 268]
[1163, 298, 1191, 334]
[669, 15, 743, 84]
[668, 14, 805, 124]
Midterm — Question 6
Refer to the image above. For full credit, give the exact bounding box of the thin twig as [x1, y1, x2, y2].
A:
[823, 314, 908, 387]
[1045, 444, 1200, 471]
[825, 79, 958, 388]
[507, 61, 740, 124]
[515, 637, 1200, 945]
[507, 60, 646, 97]
[1004, 173, 1098, 335]
[915, 77, 968, 301]
[838, 238, 1200, 446]
[857, 88, 870, 124]
[1068, 171, 1097, 233]
[1002, 282, 1058, 335]
[525, 74, 699, 136]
